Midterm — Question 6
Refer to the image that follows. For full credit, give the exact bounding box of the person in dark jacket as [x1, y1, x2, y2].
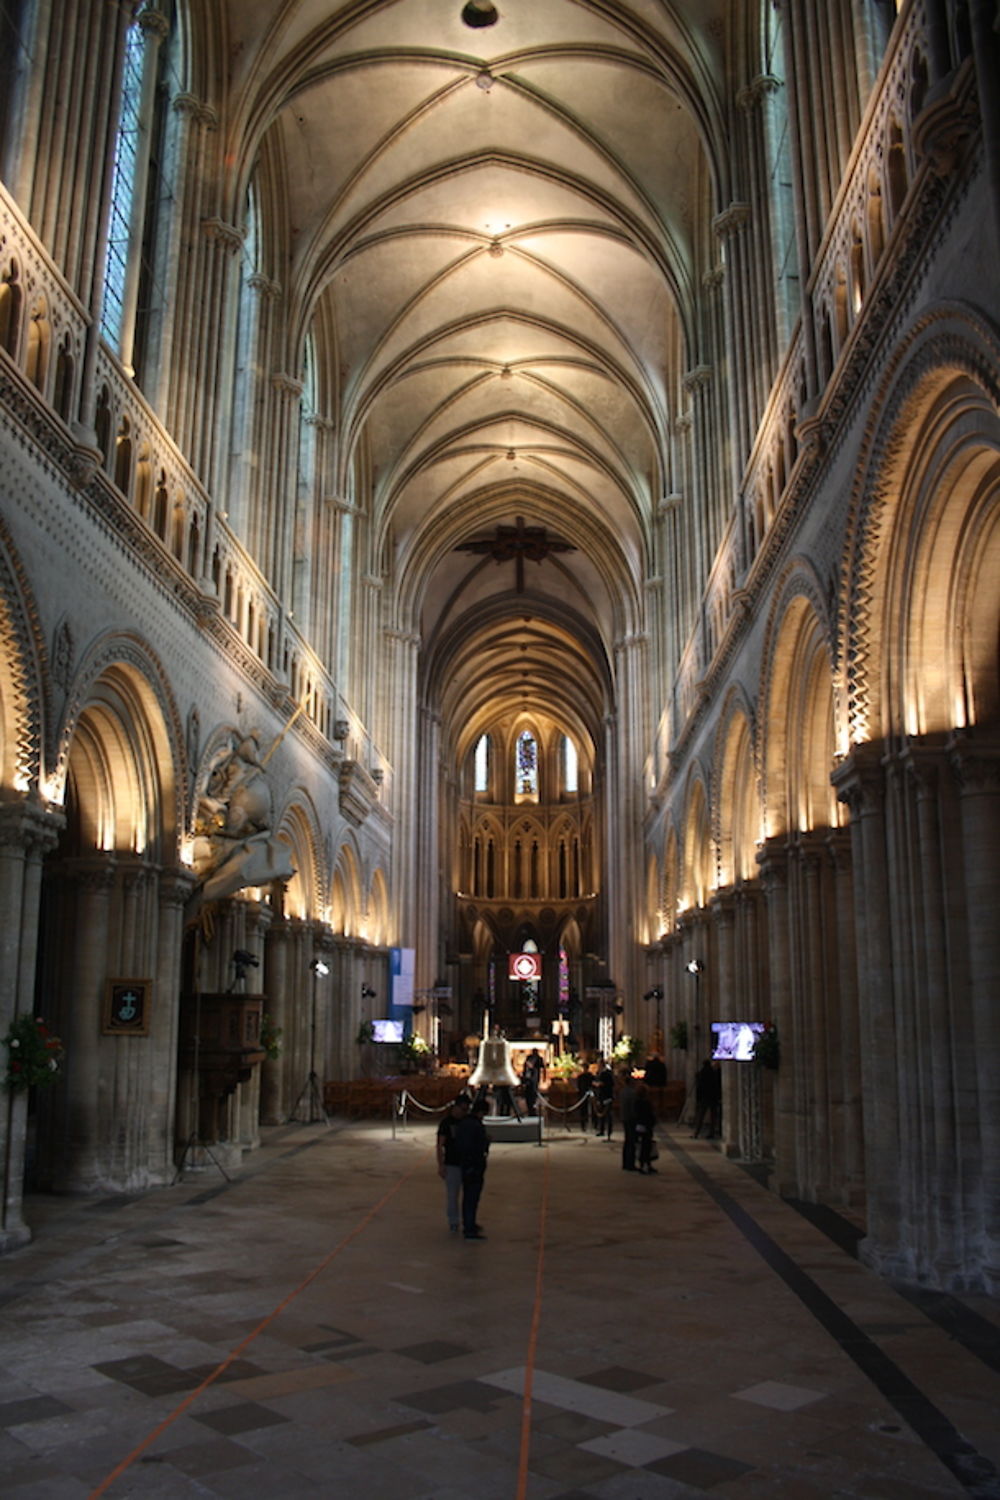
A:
[634, 1081, 657, 1172]
[454, 1096, 490, 1239]
[594, 1060, 615, 1137]
[692, 1058, 722, 1138]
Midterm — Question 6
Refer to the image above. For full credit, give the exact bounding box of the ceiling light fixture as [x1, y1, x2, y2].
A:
[462, 1, 499, 28]
[476, 69, 494, 91]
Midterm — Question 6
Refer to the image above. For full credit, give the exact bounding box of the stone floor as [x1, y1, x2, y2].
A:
[1, 1117, 999, 1499]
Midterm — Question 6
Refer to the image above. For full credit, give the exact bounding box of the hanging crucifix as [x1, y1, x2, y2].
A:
[454, 515, 575, 593]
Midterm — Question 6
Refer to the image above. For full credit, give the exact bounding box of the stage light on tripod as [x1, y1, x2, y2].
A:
[310, 959, 330, 977]
[361, 984, 376, 1000]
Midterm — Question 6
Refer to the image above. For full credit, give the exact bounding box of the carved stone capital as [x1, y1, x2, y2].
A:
[712, 203, 750, 239]
[202, 218, 244, 253]
[736, 74, 781, 113]
[682, 364, 713, 393]
[0, 799, 65, 857]
[948, 740, 1000, 796]
[248, 273, 282, 301]
[271, 373, 304, 400]
[137, 6, 170, 43]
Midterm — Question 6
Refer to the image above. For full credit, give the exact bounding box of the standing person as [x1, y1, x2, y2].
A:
[692, 1058, 722, 1139]
[594, 1058, 615, 1137]
[619, 1071, 638, 1170]
[436, 1094, 470, 1233]
[644, 1054, 667, 1087]
[635, 1081, 657, 1173]
[454, 1096, 490, 1239]
[521, 1047, 546, 1113]
[575, 1060, 594, 1131]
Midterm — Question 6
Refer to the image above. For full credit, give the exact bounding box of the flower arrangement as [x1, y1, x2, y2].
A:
[612, 1033, 644, 1067]
[399, 1032, 431, 1062]
[259, 1014, 282, 1061]
[3, 1014, 65, 1091]
[548, 1051, 581, 1080]
[752, 1022, 780, 1071]
[668, 1019, 688, 1052]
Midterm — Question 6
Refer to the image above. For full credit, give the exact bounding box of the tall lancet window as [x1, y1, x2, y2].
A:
[515, 730, 538, 801]
[102, 21, 146, 351]
[474, 734, 490, 794]
[563, 735, 578, 794]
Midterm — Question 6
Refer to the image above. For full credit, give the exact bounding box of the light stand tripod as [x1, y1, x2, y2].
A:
[173, 933, 236, 1183]
[289, 958, 330, 1125]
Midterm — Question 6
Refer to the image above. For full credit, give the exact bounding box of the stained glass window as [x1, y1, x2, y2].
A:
[516, 729, 538, 797]
[101, 22, 145, 349]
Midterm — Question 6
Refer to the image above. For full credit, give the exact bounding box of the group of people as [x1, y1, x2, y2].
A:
[437, 1051, 725, 1237]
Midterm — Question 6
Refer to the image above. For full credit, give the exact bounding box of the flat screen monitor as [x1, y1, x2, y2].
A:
[711, 1021, 764, 1061]
[371, 1019, 404, 1043]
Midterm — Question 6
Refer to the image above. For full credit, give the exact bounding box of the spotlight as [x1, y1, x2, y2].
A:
[232, 949, 259, 969]
[361, 984, 376, 1000]
[310, 959, 330, 977]
[686, 959, 704, 976]
[643, 987, 663, 1001]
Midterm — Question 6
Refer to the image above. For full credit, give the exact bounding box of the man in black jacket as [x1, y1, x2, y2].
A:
[454, 1097, 490, 1239]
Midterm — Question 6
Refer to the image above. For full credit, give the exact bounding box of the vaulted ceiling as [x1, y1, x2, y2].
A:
[219, 0, 731, 761]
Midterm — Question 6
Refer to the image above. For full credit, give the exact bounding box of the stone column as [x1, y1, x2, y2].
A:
[757, 839, 796, 1194]
[834, 747, 907, 1277]
[261, 920, 292, 1125]
[827, 829, 864, 1203]
[950, 737, 1000, 1292]
[154, 869, 195, 1178]
[0, 799, 64, 1251]
[57, 855, 117, 1191]
[710, 890, 740, 1155]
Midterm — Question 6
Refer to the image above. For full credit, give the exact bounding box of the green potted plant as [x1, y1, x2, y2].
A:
[259, 1014, 282, 1061]
[3, 1014, 65, 1091]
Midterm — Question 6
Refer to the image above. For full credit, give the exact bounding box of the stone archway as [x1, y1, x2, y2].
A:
[34, 655, 187, 1193]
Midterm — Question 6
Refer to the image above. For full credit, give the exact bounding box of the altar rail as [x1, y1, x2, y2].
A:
[323, 1078, 686, 1122]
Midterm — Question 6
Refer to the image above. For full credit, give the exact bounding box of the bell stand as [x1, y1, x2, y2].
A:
[173, 926, 231, 1183]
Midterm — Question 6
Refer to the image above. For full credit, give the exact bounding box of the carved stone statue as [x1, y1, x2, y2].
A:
[192, 731, 295, 903]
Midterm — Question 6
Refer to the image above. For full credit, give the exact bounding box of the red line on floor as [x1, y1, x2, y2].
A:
[515, 1143, 551, 1500]
[88, 1156, 426, 1498]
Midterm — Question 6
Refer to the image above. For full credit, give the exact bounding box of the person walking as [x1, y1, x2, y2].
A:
[635, 1081, 657, 1173]
[692, 1058, 722, 1139]
[594, 1059, 615, 1137]
[436, 1094, 470, 1232]
[619, 1070, 638, 1170]
[521, 1047, 546, 1113]
[454, 1096, 490, 1239]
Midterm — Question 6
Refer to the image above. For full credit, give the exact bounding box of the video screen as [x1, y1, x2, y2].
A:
[371, 1019, 404, 1043]
[711, 1021, 765, 1061]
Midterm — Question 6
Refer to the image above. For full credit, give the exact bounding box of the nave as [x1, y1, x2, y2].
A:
[1, 1120, 999, 1499]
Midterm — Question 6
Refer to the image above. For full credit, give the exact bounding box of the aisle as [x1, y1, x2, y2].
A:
[1, 1120, 999, 1498]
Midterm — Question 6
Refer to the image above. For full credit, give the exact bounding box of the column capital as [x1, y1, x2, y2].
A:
[271, 372, 304, 400]
[0, 799, 65, 856]
[137, 6, 170, 43]
[682, 364, 713, 392]
[736, 74, 781, 112]
[712, 202, 750, 239]
[948, 739, 1000, 795]
[202, 217, 244, 252]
